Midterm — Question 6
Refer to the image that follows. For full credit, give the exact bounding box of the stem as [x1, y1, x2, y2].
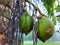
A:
[26, 0, 47, 17]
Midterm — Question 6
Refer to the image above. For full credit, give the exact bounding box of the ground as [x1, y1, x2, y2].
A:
[24, 43, 60, 45]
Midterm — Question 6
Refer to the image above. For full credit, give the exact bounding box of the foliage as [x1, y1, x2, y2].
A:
[40, 0, 60, 25]
[41, 0, 56, 16]
[55, 5, 60, 12]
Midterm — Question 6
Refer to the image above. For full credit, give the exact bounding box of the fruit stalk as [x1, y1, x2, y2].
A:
[26, 0, 47, 17]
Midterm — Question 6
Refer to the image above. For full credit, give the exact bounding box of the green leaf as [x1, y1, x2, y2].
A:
[55, 5, 60, 12]
[41, 0, 56, 17]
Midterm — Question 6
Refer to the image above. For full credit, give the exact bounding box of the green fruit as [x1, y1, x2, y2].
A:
[19, 13, 33, 35]
[36, 17, 54, 42]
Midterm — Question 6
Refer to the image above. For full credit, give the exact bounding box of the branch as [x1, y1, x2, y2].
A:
[26, 0, 47, 17]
